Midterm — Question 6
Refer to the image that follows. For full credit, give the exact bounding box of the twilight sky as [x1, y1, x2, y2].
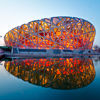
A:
[0, 0, 100, 46]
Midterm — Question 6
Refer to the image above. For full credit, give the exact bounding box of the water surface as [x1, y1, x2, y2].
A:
[0, 57, 100, 100]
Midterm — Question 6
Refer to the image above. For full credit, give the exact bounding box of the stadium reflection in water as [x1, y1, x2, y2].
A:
[4, 58, 95, 90]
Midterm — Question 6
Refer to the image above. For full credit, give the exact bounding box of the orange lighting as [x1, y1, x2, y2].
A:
[4, 17, 96, 50]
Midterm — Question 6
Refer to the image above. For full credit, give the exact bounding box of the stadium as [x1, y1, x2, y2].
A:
[4, 16, 96, 55]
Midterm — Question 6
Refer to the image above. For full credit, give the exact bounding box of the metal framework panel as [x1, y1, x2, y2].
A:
[4, 16, 96, 50]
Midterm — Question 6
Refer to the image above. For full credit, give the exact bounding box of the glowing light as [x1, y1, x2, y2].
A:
[4, 17, 96, 50]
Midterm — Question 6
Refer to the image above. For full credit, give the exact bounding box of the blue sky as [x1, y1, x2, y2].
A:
[0, 0, 100, 46]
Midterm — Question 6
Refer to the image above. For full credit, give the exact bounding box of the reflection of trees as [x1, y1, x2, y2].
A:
[93, 45, 100, 53]
[93, 56, 100, 63]
[5, 58, 95, 90]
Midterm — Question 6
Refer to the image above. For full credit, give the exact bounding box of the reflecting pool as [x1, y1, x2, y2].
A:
[0, 57, 100, 100]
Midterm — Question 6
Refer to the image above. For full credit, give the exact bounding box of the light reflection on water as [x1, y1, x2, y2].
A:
[1, 57, 100, 100]
[4, 58, 95, 90]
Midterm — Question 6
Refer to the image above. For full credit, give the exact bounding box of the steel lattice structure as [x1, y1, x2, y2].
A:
[4, 16, 96, 50]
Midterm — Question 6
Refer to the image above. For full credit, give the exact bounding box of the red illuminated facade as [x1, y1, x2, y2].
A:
[4, 17, 96, 50]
